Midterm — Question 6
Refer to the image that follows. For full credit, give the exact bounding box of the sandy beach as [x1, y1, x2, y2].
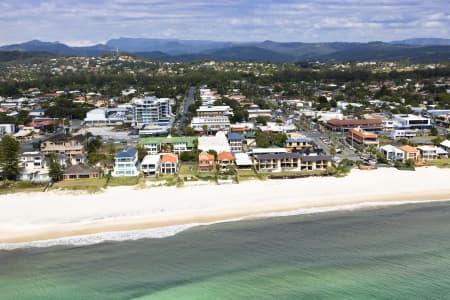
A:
[0, 167, 449, 245]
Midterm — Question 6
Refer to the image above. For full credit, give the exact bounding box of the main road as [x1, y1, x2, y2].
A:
[178, 86, 195, 127]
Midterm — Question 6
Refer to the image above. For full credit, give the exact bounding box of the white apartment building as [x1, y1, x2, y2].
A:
[191, 116, 231, 132]
[132, 97, 171, 127]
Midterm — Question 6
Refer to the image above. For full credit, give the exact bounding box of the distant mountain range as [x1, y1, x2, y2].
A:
[1, 38, 450, 63]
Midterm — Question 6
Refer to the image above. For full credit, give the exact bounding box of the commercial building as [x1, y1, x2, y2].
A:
[84, 108, 130, 126]
[196, 105, 233, 118]
[392, 114, 431, 129]
[190, 116, 231, 132]
[326, 118, 383, 132]
[347, 128, 379, 147]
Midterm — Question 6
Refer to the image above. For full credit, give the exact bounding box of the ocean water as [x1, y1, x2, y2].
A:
[2, 202, 450, 299]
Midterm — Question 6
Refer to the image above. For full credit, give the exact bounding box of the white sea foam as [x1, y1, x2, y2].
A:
[1, 199, 448, 251]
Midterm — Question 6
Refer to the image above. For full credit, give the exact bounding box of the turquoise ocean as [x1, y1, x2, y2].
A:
[2, 201, 450, 299]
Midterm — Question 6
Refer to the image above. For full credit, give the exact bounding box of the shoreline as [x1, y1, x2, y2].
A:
[1, 167, 450, 246]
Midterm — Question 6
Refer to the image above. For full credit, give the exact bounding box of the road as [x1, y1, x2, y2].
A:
[178, 86, 195, 127]
[296, 122, 359, 161]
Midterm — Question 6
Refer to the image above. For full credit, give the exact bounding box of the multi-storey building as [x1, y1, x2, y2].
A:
[132, 97, 171, 127]
[112, 147, 140, 177]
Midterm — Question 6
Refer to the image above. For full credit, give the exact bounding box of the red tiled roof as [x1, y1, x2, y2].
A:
[217, 151, 235, 161]
[327, 118, 382, 126]
[161, 153, 178, 163]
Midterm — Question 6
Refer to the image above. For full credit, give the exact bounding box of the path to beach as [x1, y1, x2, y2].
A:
[0, 167, 449, 244]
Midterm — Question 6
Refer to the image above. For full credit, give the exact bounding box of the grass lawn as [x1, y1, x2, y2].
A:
[52, 178, 107, 193]
[426, 158, 450, 168]
[107, 176, 139, 187]
[179, 163, 197, 176]
[0, 181, 47, 195]
[259, 170, 330, 178]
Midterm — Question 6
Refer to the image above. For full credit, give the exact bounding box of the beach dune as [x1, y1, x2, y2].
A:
[0, 167, 449, 244]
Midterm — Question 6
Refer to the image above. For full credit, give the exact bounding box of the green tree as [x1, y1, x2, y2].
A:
[48, 154, 63, 182]
[0, 135, 21, 180]
[430, 127, 438, 136]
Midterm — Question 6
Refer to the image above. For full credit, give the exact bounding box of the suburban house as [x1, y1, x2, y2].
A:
[62, 165, 101, 180]
[198, 151, 216, 172]
[253, 153, 332, 173]
[228, 132, 244, 152]
[347, 128, 379, 147]
[41, 134, 85, 157]
[285, 138, 314, 152]
[399, 145, 420, 161]
[141, 154, 161, 177]
[417, 146, 437, 160]
[160, 153, 178, 174]
[19, 151, 50, 182]
[139, 136, 197, 155]
[112, 147, 140, 177]
[380, 145, 405, 162]
[234, 153, 253, 170]
[217, 151, 235, 172]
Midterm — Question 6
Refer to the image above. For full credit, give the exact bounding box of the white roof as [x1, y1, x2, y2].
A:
[234, 153, 253, 166]
[380, 144, 403, 153]
[197, 105, 231, 112]
[141, 155, 161, 164]
[436, 147, 448, 155]
[441, 140, 450, 148]
[198, 131, 231, 153]
[417, 145, 436, 151]
[393, 114, 429, 121]
[251, 148, 287, 154]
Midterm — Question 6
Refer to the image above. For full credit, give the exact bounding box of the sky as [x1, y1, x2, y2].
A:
[0, 0, 449, 46]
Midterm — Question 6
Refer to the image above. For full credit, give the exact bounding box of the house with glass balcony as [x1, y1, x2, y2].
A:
[112, 147, 140, 177]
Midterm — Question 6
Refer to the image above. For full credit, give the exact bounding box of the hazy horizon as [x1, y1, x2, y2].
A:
[0, 0, 449, 46]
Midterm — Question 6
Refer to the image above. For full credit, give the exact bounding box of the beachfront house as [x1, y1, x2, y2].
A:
[417, 146, 438, 161]
[19, 151, 51, 182]
[62, 165, 101, 180]
[141, 155, 161, 177]
[399, 145, 420, 161]
[217, 151, 235, 172]
[380, 145, 405, 162]
[112, 147, 140, 177]
[234, 153, 254, 170]
[228, 132, 244, 152]
[198, 151, 216, 173]
[160, 153, 178, 174]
